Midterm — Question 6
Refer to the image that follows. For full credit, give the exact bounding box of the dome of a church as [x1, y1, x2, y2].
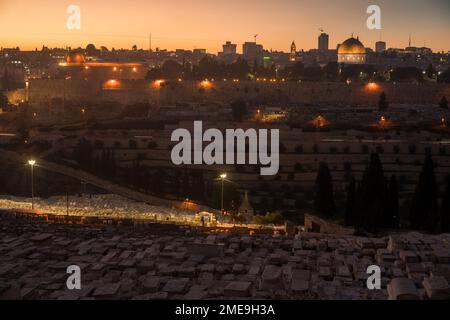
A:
[338, 37, 366, 55]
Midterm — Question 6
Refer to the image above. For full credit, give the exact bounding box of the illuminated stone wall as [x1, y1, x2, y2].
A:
[28, 79, 450, 108]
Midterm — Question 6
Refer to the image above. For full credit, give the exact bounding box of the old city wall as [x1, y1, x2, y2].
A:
[28, 79, 450, 107]
[160, 81, 450, 106]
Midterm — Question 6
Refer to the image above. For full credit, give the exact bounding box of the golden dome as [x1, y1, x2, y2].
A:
[338, 37, 366, 55]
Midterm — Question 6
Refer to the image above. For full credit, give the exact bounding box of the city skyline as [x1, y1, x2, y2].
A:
[0, 0, 449, 53]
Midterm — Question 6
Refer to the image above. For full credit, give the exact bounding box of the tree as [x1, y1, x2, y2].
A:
[231, 99, 247, 121]
[344, 177, 356, 226]
[390, 67, 421, 82]
[410, 155, 439, 232]
[0, 90, 8, 109]
[353, 153, 387, 233]
[314, 162, 335, 217]
[227, 58, 250, 79]
[378, 91, 388, 111]
[146, 67, 163, 80]
[438, 68, 450, 83]
[425, 63, 436, 80]
[439, 96, 448, 109]
[323, 62, 339, 81]
[385, 175, 400, 228]
[440, 175, 450, 233]
[161, 60, 183, 79]
[72, 138, 94, 170]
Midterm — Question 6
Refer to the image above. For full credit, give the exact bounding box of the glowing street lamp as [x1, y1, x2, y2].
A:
[28, 160, 36, 210]
[220, 173, 227, 213]
[200, 79, 212, 89]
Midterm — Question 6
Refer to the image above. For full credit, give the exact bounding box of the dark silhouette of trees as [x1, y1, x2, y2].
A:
[0, 90, 7, 109]
[344, 176, 356, 226]
[72, 138, 94, 170]
[425, 63, 436, 80]
[323, 62, 339, 81]
[314, 162, 335, 217]
[194, 56, 224, 79]
[191, 170, 206, 202]
[438, 68, 450, 83]
[353, 153, 386, 233]
[410, 155, 439, 232]
[390, 67, 421, 82]
[225, 58, 250, 79]
[96, 149, 116, 178]
[385, 175, 400, 229]
[439, 96, 448, 109]
[378, 91, 388, 111]
[302, 66, 324, 81]
[145, 67, 163, 80]
[441, 175, 450, 233]
[161, 60, 184, 80]
[231, 99, 248, 121]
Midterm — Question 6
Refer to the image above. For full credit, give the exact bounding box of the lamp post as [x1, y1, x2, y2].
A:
[220, 173, 227, 213]
[28, 160, 36, 210]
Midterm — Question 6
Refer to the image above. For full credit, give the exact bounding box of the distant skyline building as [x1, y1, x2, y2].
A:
[222, 41, 237, 55]
[318, 33, 329, 51]
[375, 41, 386, 53]
[243, 42, 263, 65]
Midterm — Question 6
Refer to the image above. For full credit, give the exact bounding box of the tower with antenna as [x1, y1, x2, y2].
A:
[318, 29, 329, 51]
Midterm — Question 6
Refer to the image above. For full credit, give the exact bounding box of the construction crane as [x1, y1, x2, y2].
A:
[254, 34, 259, 43]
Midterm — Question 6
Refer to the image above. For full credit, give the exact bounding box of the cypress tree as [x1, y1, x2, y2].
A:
[378, 91, 389, 111]
[385, 175, 400, 228]
[410, 155, 439, 232]
[314, 162, 335, 217]
[353, 153, 387, 233]
[439, 96, 448, 109]
[344, 177, 356, 226]
[440, 175, 450, 233]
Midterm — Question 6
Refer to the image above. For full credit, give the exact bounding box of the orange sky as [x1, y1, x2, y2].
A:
[0, 0, 449, 53]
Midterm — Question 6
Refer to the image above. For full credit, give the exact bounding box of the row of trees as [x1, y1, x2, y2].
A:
[71, 138, 241, 210]
[145, 57, 450, 83]
[314, 153, 450, 234]
[72, 138, 449, 232]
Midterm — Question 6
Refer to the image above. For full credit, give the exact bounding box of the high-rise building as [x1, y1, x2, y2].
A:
[375, 41, 386, 53]
[290, 41, 297, 61]
[222, 41, 237, 55]
[318, 33, 329, 51]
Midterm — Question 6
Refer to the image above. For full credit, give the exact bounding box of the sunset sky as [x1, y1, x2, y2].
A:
[0, 0, 449, 53]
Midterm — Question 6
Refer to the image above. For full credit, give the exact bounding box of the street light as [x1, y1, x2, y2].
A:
[28, 160, 36, 210]
[220, 174, 227, 213]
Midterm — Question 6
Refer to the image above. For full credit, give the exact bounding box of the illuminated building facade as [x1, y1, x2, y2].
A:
[63, 52, 146, 81]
